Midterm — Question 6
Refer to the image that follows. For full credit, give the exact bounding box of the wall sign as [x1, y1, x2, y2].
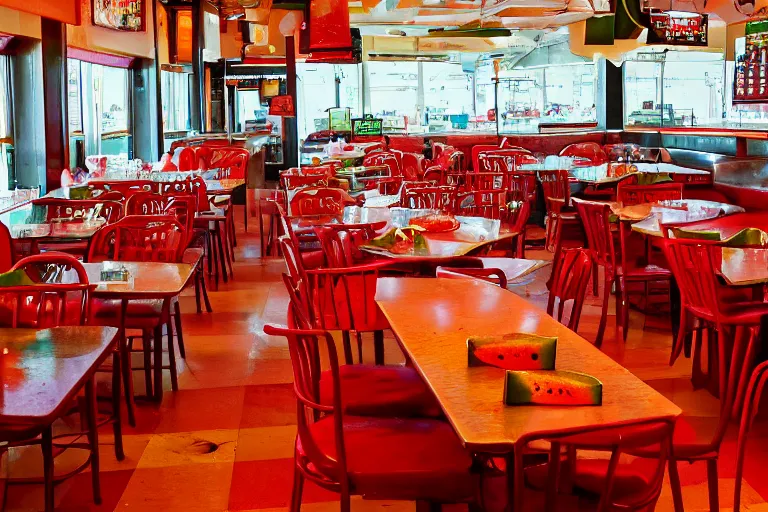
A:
[92, 0, 146, 32]
[734, 20, 768, 103]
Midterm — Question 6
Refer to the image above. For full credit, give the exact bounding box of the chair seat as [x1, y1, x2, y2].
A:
[90, 298, 165, 329]
[304, 415, 476, 502]
[622, 262, 672, 280]
[525, 456, 658, 505]
[320, 365, 442, 418]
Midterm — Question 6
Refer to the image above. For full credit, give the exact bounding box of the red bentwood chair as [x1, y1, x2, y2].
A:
[0, 253, 122, 512]
[546, 248, 594, 333]
[652, 235, 768, 512]
[263, 323, 478, 512]
[435, 267, 508, 288]
[363, 150, 401, 177]
[519, 419, 674, 512]
[282, 274, 441, 419]
[559, 142, 608, 166]
[290, 187, 356, 216]
[403, 186, 457, 210]
[539, 169, 580, 254]
[87, 216, 187, 405]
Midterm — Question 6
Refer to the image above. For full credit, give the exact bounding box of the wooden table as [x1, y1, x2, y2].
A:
[720, 247, 768, 286]
[664, 212, 768, 241]
[205, 178, 245, 195]
[626, 200, 745, 237]
[375, 278, 681, 509]
[0, 326, 119, 511]
[81, 262, 195, 403]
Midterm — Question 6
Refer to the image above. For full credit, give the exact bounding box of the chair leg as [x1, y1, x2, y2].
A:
[259, 203, 266, 258]
[706, 459, 719, 512]
[620, 277, 629, 342]
[194, 271, 202, 314]
[735, 362, 768, 512]
[592, 260, 599, 296]
[84, 378, 102, 505]
[289, 463, 304, 512]
[174, 300, 186, 359]
[595, 272, 611, 348]
[142, 330, 153, 397]
[733, 328, 759, 418]
[119, 326, 136, 427]
[42, 426, 54, 512]
[111, 351, 125, 461]
[166, 319, 179, 392]
[220, 220, 233, 278]
[153, 325, 164, 402]
[374, 330, 385, 365]
[667, 459, 685, 512]
[342, 331, 354, 365]
[670, 308, 688, 366]
[200, 269, 213, 313]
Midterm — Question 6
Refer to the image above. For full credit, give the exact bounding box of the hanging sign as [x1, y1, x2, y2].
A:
[92, 0, 146, 32]
[269, 95, 295, 117]
[351, 117, 383, 137]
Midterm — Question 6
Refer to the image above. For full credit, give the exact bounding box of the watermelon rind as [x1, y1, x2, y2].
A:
[503, 370, 602, 406]
[467, 333, 557, 370]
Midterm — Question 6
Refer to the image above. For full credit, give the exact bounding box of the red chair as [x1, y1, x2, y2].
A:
[435, 267, 508, 288]
[401, 152, 424, 181]
[94, 190, 125, 202]
[560, 142, 608, 165]
[546, 248, 593, 333]
[125, 192, 166, 216]
[280, 173, 328, 191]
[454, 189, 507, 219]
[463, 172, 506, 191]
[423, 147, 464, 182]
[313, 224, 383, 268]
[208, 147, 250, 179]
[177, 147, 199, 171]
[277, 206, 326, 271]
[617, 182, 684, 206]
[89, 180, 153, 198]
[644, 235, 768, 512]
[32, 198, 124, 224]
[539, 170, 579, 253]
[403, 186, 456, 211]
[0, 253, 118, 511]
[519, 419, 674, 512]
[290, 187, 356, 216]
[476, 150, 536, 174]
[372, 176, 403, 196]
[262, 324, 478, 511]
[363, 151, 401, 177]
[86, 216, 186, 404]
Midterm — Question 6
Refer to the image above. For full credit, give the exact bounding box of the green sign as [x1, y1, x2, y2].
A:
[328, 108, 351, 131]
[352, 117, 383, 137]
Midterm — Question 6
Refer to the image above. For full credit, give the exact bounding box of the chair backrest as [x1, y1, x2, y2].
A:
[290, 187, 353, 216]
[306, 262, 391, 332]
[400, 152, 423, 181]
[32, 198, 124, 225]
[125, 192, 166, 216]
[455, 189, 507, 219]
[659, 235, 721, 323]
[572, 199, 617, 270]
[89, 180, 153, 197]
[207, 147, 250, 179]
[373, 176, 403, 196]
[94, 191, 125, 202]
[158, 176, 209, 213]
[403, 186, 456, 211]
[363, 151, 401, 177]
[280, 174, 328, 191]
[279, 235, 312, 308]
[164, 194, 198, 247]
[262, 324, 347, 487]
[86, 215, 185, 263]
[476, 150, 536, 174]
[617, 182, 684, 206]
[313, 225, 377, 268]
[521, 419, 673, 512]
[435, 267, 508, 288]
[177, 147, 199, 171]
[546, 248, 593, 333]
[507, 171, 537, 202]
[0, 253, 91, 328]
[538, 169, 571, 204]
[463, 172, 506, 191]
[471, 144, 503, 172]
[559, 142, 608, 165]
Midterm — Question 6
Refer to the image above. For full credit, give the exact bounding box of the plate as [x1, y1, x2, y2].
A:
[409, 214, 460, 233]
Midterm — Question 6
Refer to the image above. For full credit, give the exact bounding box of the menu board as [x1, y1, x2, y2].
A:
[352, 117, 383, 137]
[92, 0, 146, 32]
[646, 10, 707, 46]
[734, 21, 768, 103]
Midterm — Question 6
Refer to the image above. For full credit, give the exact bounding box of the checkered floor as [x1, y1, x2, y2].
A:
[5, 209, 768, 511]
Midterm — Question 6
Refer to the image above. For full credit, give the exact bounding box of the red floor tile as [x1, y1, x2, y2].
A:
[240, 383, 298, 429]
[154, 386, 246, 434]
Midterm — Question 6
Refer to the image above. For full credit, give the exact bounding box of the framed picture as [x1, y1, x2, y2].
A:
[92, 0, 146, 32]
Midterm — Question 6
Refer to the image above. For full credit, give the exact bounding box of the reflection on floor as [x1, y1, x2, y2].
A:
[5, 212, 768, 511]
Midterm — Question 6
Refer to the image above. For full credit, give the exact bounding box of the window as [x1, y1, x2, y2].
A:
[0, 55, 12, 191]
[624, 52, 724, 128]
[422, 62, 474, 132]
[495, 63, 597, 134]
[161, 69, 192, 133]
[67, 59, 132, 164]
[297, 63, 361, 140]
[368, 61, 419, 133]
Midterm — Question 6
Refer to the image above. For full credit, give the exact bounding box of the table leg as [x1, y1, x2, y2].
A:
[507, 447, 525, 512]
[111, 350, 125, 461]
[85, 378, 102, 505]
[119, 299, 136, 427]
[154, 323, 164, 402]
[42, 426, 54, 512]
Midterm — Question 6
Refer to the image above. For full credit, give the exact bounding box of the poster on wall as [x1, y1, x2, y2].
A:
[734, 20, 768, 103]
[92, 0, 146, 32]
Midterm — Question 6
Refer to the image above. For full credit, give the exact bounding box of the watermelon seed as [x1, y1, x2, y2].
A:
[534, 384, 540, 392]
[558, 389, 563, 395]
[497, 354, 504, 360]
[531, 353, 538, 361]
[546, 388, 553, 394]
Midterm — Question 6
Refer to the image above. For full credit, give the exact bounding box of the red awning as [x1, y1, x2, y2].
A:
[0, 0, 80, 25]
[67, 47, 136, 69]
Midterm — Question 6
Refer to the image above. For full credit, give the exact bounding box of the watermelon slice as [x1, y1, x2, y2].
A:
[504, 370, 602, 406]
[467, 333, 557, 371]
